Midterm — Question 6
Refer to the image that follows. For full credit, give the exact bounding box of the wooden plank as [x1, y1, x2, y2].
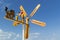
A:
[30, 4, 40, 17]
[20, 5, 27, 17]
[31, 19, 46, 27]
[4, 16, 24, 24]
[4, 17, 15, 21]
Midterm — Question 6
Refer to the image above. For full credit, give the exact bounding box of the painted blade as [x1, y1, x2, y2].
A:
[31, 19, 46, 27]
[20, 5, 27, 17]
[30, 4, 40, 17]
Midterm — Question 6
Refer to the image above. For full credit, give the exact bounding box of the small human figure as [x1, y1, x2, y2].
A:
[9, 10, 15, 19]
[5, 7, 15, 19]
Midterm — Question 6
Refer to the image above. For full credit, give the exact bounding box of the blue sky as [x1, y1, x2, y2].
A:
[0, 0, 60, 40]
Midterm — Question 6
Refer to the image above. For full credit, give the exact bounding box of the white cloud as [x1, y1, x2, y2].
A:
[0, 29, 3, 32]
[8, 33, 12, 38]
[0, 29, 55, 40]
[50, 32, 57, 40]
[0, 29, 21, 40]
[31, 32, 40, 35]
[28, 32, 40, 40]
[16, 34, 20, 37]
[13, 34, 21, 40]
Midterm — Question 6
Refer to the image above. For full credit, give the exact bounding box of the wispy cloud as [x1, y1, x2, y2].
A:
[28, 32, 40, 40]
[50, 32, 57, 40]
[13, 34, 21, 40]
[0, 29, 58, 40]
[0, 29, 21, 40]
